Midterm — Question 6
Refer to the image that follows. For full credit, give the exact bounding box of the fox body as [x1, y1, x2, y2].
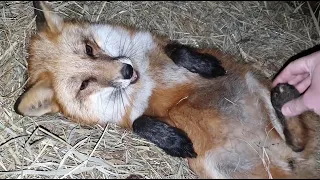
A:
[15, 2, 320, 179]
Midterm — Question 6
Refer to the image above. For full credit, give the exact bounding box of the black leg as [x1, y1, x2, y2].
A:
[164, 42, 226, 78]
[271, 83, 301, 122]
[271, 83, 307, 152]
[132, 115, 197, 158]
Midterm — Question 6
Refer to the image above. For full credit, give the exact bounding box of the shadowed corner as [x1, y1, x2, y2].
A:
[33, 1, 47, 31]
[13, 93, 24, 116]
[126, 174, 144, 179]
[13, 84, 32, 116]
[272, 44, 320, 81]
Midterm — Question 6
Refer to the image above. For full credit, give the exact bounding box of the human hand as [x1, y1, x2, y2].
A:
[272, 51, 320, 117]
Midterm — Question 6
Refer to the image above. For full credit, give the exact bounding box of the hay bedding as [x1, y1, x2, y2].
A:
[0, 1, 319, 179]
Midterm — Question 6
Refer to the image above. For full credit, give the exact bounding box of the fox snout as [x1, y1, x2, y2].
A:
[110, 57, 139, 89]
[121, 64, 134, 80]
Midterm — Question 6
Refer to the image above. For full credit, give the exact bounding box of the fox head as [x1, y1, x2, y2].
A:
[14, 1, 156, 127]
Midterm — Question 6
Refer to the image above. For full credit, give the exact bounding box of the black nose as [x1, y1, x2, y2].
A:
[121, 64, 133, 79]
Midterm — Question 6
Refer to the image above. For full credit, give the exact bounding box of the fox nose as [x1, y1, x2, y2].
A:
[121, 64, 133, 79]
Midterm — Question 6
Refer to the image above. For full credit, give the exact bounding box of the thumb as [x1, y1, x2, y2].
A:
[281, 96, 309, 117]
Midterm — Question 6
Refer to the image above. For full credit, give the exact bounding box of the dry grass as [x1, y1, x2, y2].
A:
[0, 1, 319, 179]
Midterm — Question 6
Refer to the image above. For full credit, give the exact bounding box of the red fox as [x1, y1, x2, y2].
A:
[14, 1, 320, 179]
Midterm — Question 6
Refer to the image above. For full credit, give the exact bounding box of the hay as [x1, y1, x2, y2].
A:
[0, 1, 319, 179]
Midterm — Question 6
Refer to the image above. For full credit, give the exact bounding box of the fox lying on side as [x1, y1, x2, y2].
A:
[14, 1, 320, 179]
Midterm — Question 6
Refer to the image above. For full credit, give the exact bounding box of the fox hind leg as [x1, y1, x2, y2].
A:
[271, 83, 308, 152]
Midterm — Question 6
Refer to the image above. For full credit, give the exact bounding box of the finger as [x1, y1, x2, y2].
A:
[287, 73, 309, 86]
[294, 76, 311, 94]
[272, 58, 310, 87]
[281, 96, 309, 117]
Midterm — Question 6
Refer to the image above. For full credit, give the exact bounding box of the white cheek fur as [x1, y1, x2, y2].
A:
[89, 75, 154, 125]
[90, 87, 128, 123]
[113, 79, 131, 89]
[90, 24, 155, 61]
[119, 57, 132, 66]
[87, 24, 156, 125]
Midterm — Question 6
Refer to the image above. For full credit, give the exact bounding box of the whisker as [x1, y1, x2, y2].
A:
[106, 88, 116, 112]
[119, 30, 125, 57]
[123, 89, 137, 110]
[102, 28, 113, 55]
[111, 88, 118, 122]
[126, 44, 140, 59]
[123, 36, 138, 58]
[123, 32, 130, 57]
[120, 88, 127, 112]
[124, 36, 144, 57]
[115, 88, 119, 120]
[116, 88, 121, 120]
[128, 45, 146, 61]
[121, 34, 129, 57]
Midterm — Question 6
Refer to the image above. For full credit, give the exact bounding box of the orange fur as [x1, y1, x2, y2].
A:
[15, 1, 320, 179]
[144, 85, 194, 118]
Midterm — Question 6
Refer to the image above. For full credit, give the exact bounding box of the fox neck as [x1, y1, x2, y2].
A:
[116, 38, 196, 128]
[143, 46, 197, 119]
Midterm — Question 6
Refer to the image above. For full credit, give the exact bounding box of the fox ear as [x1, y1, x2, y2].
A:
[33, 1, 64, 33]
[14, 80, 60, 117]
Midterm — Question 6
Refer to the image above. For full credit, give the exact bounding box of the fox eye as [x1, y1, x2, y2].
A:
[85, 44, 94, 57]
[80, 79, 90, 90]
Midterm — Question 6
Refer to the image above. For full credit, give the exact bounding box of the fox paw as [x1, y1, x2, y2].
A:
[133, 115, 197, 158]
[271, 83, 300, 115]
[165, 43, 226, 79]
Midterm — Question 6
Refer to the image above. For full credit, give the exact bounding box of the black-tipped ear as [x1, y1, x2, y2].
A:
[33, 1, 63, 33]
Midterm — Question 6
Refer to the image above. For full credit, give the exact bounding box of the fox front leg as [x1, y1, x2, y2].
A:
[164, 43, 226, 78]
[132, 115, 197, 158]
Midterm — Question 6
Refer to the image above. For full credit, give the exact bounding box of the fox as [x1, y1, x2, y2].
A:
[14, 1, 320, 179]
